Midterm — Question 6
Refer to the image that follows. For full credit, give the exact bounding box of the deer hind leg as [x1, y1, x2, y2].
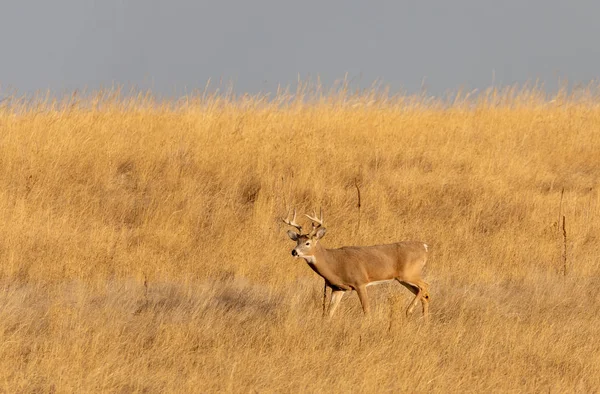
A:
[397, 279, 430, 319]
[416, 280, 430, 319]
[328, 290, 346, 317]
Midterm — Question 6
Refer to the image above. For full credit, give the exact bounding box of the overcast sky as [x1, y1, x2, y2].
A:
[1, 0, 599, 97]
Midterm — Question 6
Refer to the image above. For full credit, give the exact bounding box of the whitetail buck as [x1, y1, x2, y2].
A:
[283, 209, 430, 319]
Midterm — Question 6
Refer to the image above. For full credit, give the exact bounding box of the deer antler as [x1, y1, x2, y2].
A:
[282, 209, 302, 233]
[305, 208, 324, 237]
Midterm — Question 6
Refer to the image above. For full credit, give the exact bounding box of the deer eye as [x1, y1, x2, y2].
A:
[305, 242, 310, 246]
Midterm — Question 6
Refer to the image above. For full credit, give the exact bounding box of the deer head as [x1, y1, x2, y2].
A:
[282, 209, 327, 258]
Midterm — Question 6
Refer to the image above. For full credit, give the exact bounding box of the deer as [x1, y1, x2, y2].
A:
[283, 209, 430, 319]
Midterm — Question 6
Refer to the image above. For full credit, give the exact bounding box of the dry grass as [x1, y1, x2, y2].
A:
[1, 84, 599, 392]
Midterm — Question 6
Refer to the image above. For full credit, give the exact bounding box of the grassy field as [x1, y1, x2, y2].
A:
[0, 84, 599, 392]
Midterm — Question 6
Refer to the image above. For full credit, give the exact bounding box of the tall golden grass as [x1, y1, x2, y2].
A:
[0, 83, 599, 392]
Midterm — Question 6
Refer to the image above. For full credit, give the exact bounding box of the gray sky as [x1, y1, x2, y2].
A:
[1, 0, 599, 97]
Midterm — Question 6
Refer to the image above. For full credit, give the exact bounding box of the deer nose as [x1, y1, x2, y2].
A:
[291, 249, 297, 256]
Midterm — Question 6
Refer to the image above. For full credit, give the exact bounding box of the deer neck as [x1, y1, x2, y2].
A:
[302, 242, 327, 266]
[302, 244, 347, 289]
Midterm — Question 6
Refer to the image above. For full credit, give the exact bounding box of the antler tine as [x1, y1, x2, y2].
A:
[305, 208, 323, 226]
[305, 208, 324, 236]
[282, 209, 302, 233]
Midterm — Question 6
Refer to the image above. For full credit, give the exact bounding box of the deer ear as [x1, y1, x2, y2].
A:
[287, 230, 299, 241]
[315, 227, 327, 240]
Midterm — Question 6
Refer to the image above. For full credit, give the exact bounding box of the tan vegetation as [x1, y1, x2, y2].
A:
[0, 84, 599, 392]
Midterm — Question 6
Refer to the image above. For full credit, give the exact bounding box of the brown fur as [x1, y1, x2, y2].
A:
[287, 229, 430, 318]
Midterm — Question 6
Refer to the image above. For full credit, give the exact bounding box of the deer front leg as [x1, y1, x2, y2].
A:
[355, 285, 371, 315]
[328, 290, 346, 317]
[322, 282, 328, 317]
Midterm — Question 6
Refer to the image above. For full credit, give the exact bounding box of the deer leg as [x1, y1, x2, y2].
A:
[406, 288, 422, 316]
[415, 280, 430, 319]
[322, 282, 328, 317]
[328, 290, 346, 317]
[397, 279, 429, 318]
[421, 294, 429, 318]
[355, 285, 371, 315]
[407, 279, 430, 318]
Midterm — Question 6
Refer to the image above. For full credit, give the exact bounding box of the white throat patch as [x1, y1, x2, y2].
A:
[303, 256, 317, 265]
